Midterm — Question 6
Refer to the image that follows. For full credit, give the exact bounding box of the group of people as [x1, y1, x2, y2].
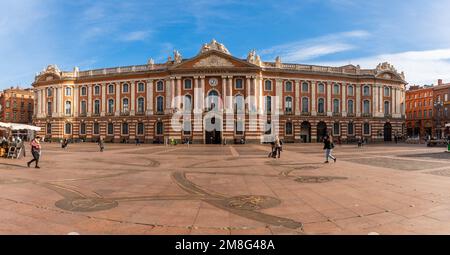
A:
[268, 135, 337, 163]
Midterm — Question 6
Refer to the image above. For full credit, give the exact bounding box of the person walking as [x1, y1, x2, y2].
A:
[274, 135, 282, 159]
[27, 136, 42, 169]
[98, 137, 105, 152]
[323, 135, 336, 164]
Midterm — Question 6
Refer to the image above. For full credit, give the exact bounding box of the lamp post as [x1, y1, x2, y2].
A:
[434, 101, 443, 139]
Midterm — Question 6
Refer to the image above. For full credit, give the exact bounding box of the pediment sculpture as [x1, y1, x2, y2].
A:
[193, 55, 234, 68]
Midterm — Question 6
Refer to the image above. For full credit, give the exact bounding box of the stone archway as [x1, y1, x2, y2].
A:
[384, 122, 392, 142]
[317, 121, 327, 143]
[300, 121, 311, 143]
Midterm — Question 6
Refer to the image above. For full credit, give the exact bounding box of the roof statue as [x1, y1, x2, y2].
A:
[147, 58, 155, 66]
[275, 56, 282, 68]
[173, 50, 182, 64]
[247, 49, 262, 66]
[199, 39, 231, 55]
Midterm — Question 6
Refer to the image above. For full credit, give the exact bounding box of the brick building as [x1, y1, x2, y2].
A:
[433, 79, 450, 139]
[32, 40, 407, 144]
[0, 87, 34, 124]
[405, 85, 434, 139]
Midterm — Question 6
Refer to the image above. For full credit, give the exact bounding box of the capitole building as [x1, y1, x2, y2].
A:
[32, 39, 407, 144]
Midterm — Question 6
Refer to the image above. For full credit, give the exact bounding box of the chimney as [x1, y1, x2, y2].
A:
[438, 79, 443, 86]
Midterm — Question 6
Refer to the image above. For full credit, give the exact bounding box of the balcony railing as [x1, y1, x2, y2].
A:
[106, 112, 114, 116]
[384, 113, 392, 118]
[317, 112, 326, 116]
[362, 113, 372, 117]
[120, 111, 130, 116]
[347, 113, 355, 117]
[155, 111, 165, 115]
[333, 112, 342, 117]
[301, 112, 311, 116]
[284, 111, 293, 115]
[136, 111, 145, 116]
[79, 112, 87, 117]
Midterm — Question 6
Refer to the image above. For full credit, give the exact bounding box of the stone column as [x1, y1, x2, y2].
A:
[166, 78, 172, 110]
[311, 81, 316, 116]
[327, 82, 332, 116]
[176, 77, 182, 109]
[275, 79, 282, 114]
[74, 86, 79, 117]
[170, 77, 176, 110]
[101, 83, 106, 116]
[246, 76, 251, 113]
[228, 76, 233, 112]
[115, 82, 120, 116]
[146, 79, 153, 116]
[372, 84, 377, 115]
[342, 83, 347, 117]
[193, 77, 200, 113]
[222, 76, 227, 111]
[53, 87, 58, 117]
[200, 76, 205, 110]
[59, 86, 64, 116]
[258, 76, 263, 114]
[295, 80, 300, 115]
[356, 84, 361, 117]
[87, 84, 92, 117]
[36, 89, 42, 117]
[130, 81, 136, 115]
[42, 87, 47, 118]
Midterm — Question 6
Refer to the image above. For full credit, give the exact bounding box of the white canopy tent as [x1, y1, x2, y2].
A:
[446, 123, 450, 128]
[0, 122, 41, 131]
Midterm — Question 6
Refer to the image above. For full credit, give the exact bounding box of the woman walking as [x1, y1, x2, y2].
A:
[274, 135, 282, 159]
[98, 137, 105, 152]
[323, 135, 336, 164]
[27, 136, 42, 169]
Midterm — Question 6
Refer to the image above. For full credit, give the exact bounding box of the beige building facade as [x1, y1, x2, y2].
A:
[32, 40, 407, 144]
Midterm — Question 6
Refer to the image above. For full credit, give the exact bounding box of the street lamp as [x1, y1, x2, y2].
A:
[434, 101, 443, 139]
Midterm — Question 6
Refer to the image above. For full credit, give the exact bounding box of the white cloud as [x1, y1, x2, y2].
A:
[121, 31, 152, 42]
[316, 48, 450, 86]
[260, 30, 370, 62]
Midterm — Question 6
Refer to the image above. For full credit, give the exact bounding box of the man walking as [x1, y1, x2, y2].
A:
[27, 136, 42, 169]
[98, 137, 105, 152]
[323, 135, 336, 164]
[274, 135, 282, 159]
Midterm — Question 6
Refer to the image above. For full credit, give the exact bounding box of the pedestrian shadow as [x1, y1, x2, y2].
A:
[0, 162, 28, 169]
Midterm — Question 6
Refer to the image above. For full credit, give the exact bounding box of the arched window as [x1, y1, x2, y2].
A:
[348, 85, 354, 96]
[285, 122, 293, 135]
[137, 98, 145, 113]
[235, 95, 245, 113]
[80, 123, 86, 135]
[108, 99, 114, 113]
[138, 82, 145, 92]
[235, 79, 243, 89]
[46, 123, 51, 135]
[156, 81, 164, 92]
[318, 98, 325, 113]
[137, 123, 145, 135]
[384, 101, 390, 115]
[285, 97, 293, 113]
[363, 100, 370, 114]
[333, 84, 340, 94]
[384, 87, 390, 97]
[156, 96, 164, 113]
[122, 123, 129, 135]
[348, 100, 354, 114]
[363, 85, 371, 96]
[122, 83, 129, 93]
[93, 123, 100, 135]
[348, 122, 354, 135]
[318, 83, 325, 93]
[107, 123, 114, 135]
[302, 97, 309, 113]
[108, 84, 114, 94]
[65, 101, 72, 115]
[265, 96, 272, 113]
[65, 123, 72, 134]
[363, 123, 370, 135]
[207, 90, 219, 110]
[80, 101, 87, 115]
[184, 95, 192, 112]
[81, 87, 87, 96]
[333, 99, 340, 113]
[94, 100, 100, 115]
[302, 82, 309, 92]
[47, 101, 52, 115]
[94, 85, 100, 95]
[184, 79, 192, 90]
[156, 122, 164, 135]
[333, 122, 340, 135]
[285, 81, 293, 92]
[65, 87, 72, 96]
[122, 98, 129, 112]
[264, 80, 272, 91]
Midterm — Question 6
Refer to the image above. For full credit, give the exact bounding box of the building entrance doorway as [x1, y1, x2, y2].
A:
[205, 117, 222, 144]
[317, 121, 327, 142]
[384, 122, 392, 142]
[300, 121, 311, 143]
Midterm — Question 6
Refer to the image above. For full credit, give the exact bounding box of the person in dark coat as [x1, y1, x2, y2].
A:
[323, 135, 336, 164]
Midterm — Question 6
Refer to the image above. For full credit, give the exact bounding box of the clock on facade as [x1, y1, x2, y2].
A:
[209, 78, 218, 86]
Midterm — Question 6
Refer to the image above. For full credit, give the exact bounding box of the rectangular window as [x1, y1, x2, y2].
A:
[235, 79, 243, 89]
[348, 123, 354, 135]
[107, 123, 114, 135]
[93, 123, 100, 135]
[183, 121, 191, 135]
[236, 121, 244, 135]
[137, 123, 145, 135]
[184, 79, 192, 90]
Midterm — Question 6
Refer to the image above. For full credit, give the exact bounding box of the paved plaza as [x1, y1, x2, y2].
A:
[0, 142, 450, 235]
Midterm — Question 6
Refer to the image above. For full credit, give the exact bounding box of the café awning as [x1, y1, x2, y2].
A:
[0, 122, 41, 131]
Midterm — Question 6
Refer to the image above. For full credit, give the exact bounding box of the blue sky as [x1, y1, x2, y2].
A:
[1, 0, 450, 89]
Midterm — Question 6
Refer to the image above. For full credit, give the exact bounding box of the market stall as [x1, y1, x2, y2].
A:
[0, 122, 41, 158]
